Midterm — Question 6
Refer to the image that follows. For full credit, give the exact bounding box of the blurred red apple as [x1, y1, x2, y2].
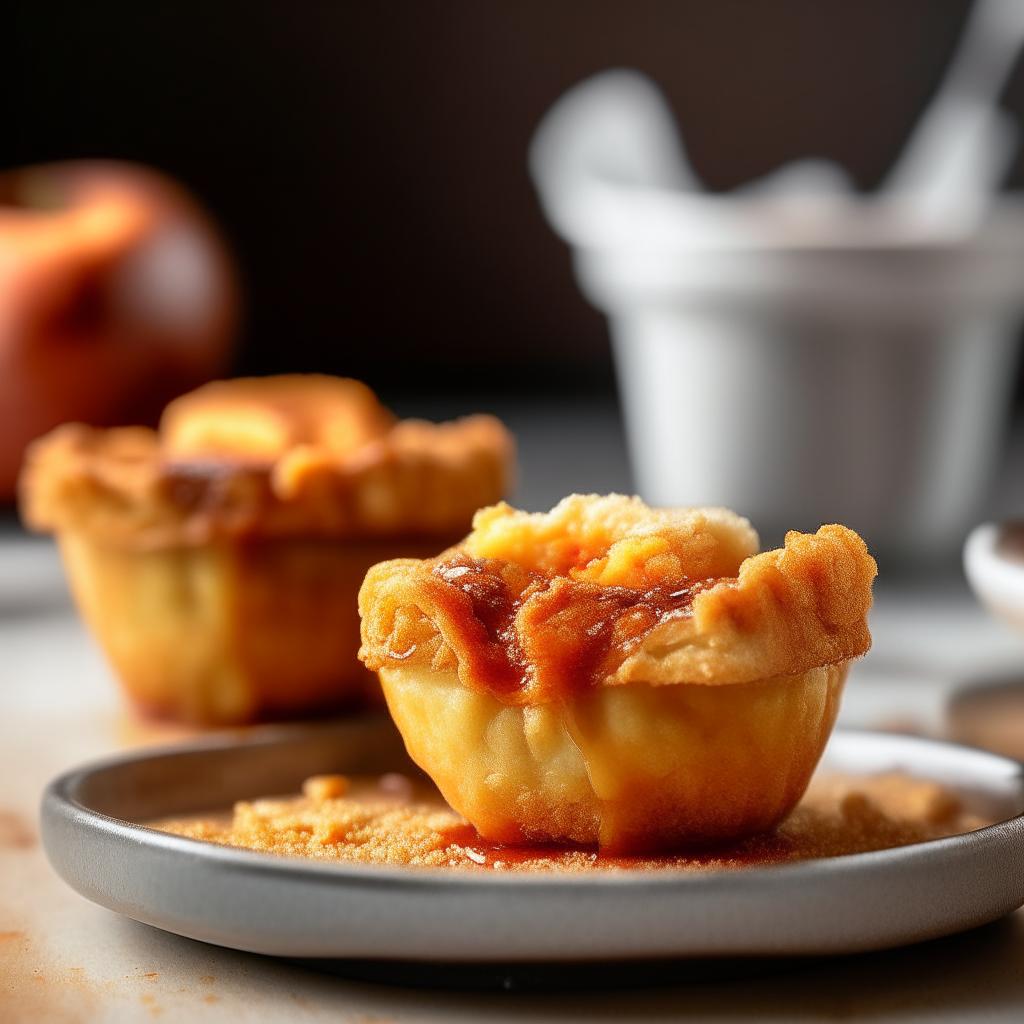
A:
[0, 161, 239, 499]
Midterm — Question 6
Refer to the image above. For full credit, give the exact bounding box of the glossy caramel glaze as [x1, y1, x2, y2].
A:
[410, 553, 720, 701]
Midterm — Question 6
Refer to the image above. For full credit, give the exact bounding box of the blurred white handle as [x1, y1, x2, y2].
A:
[529, 69, 773, 250]
[882, 0, 1024, 225]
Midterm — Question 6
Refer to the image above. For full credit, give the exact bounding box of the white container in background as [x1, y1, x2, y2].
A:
[530, 70, 1024, 555]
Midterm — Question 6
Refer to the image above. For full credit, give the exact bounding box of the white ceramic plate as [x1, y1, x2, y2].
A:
[41, 718, 1024, 965]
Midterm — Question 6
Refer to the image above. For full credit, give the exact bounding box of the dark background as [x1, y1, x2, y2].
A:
[8, 0, 1015, 398]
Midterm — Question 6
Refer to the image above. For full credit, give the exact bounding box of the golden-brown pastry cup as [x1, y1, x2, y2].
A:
[20, 375, 517, 726]
[377, 660, 847, 854]
[359, 496, 875, 853]
[61, 532, 454, 725]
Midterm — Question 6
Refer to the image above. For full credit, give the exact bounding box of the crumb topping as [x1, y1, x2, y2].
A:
[151, 770, 991, 871]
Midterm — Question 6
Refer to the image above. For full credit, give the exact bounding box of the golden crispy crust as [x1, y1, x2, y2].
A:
[55, 531, 451, 724]
[19, 375, 515, 548]
[615, 523, 875, 685]
[359, 494, 875, 698]
[375, 661, 847, 851]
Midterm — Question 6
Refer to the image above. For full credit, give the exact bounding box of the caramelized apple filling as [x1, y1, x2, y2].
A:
[391, 553, 719, 703]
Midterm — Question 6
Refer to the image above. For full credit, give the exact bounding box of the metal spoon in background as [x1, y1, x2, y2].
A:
[881, 0, 1024, 233]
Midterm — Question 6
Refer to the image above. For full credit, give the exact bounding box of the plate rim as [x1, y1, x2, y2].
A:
[43, 724, 1024, 889]
[41, 724, 1024, 954]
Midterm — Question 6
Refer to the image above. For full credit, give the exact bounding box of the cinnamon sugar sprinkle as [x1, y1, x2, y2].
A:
[151, 771, 993, 872]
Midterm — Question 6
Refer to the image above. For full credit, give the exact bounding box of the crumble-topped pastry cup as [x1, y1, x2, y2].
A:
[359, 494, 876, 854]
[19, 374, 515, 724]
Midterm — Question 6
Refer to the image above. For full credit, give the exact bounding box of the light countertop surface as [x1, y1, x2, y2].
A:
[5, 397, 1024, 1022]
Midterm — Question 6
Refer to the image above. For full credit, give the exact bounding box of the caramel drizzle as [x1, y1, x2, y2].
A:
[407, 554, 718, 701]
